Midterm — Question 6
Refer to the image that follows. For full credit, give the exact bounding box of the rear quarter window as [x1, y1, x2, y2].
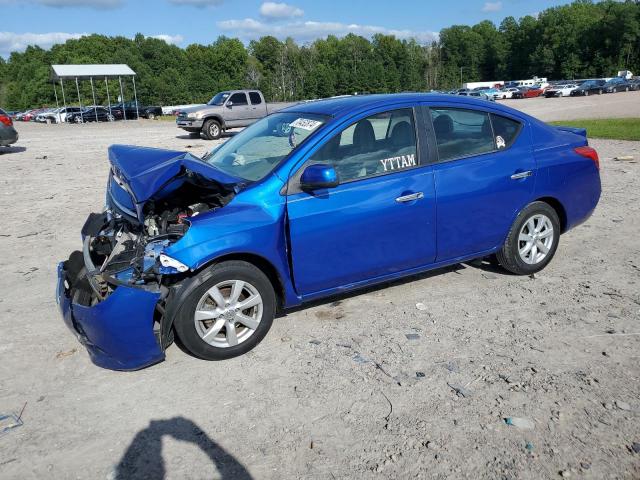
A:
[431, 108, 495, 161]
[490, 113, 522, 149]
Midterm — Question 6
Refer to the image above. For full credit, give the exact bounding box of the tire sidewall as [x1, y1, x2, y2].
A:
[204, 119, 221, 140]
[502, 202, 561, 275]
[173, 262, 276, 360]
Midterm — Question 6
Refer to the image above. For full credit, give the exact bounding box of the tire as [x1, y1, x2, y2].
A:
[585, 90, 589, 96]
[203, 119, 222, 140]
[625, 87, 629, 92]
[107, 114, 115, 122]
[173, 261, 276, 360]
[147, 112, 156, 120]
[598, 89, 602, 95]
[496, 201, 561, 275]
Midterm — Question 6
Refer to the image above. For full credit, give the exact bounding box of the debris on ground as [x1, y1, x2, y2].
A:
[630, 442, 640, 454]
[55, 348, 77, 359]
[504, 417, 535, 430]
[0, 403, 26, 437]
[447, 383, 472, 398]
[415, 302, 428, 311]
[416, 372, 425, 378]
[405, 333, 420, 340]
[613, 155, 634, 161]
[616, 400, 632, 411]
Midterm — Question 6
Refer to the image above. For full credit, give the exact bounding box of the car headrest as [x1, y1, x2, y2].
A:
[390, 121, 413, 148]
[353, 119, 376, 151]
[433, 114, 453, 137]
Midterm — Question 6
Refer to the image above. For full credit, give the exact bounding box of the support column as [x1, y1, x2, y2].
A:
[105, 77, 112, 117]
[60, 79, 67, 123]
[90, 77, 98, 122]
[75, 77, 83, 123]
[53, 82, 59, 124]
[119, 76, 126, 121]
[132, 76, 140, 120]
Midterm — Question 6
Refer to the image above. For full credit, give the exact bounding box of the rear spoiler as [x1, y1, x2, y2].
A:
[555, 126, 587, 138]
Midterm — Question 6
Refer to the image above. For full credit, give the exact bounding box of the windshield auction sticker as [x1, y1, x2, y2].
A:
[290, 118, 323, 131]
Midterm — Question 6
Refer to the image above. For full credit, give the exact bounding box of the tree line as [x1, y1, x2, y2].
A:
[0, 0, 638, 110]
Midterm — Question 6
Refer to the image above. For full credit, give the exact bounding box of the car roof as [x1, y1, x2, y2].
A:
[282, 93, 517, 118]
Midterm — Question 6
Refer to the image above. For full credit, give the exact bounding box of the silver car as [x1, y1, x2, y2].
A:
[0, 108, 19, 147]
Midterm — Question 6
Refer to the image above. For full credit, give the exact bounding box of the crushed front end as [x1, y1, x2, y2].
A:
[56, 146, 237, 370]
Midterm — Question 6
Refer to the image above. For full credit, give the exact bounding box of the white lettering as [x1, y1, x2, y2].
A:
[406, 153, 416, 166]
[380, 158, 389, 171]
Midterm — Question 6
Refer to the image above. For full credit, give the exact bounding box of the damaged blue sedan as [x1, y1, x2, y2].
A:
[57, 94, 601, 370]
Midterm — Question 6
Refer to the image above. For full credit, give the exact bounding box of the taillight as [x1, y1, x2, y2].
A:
[0, 115, 12, 127]
[574, 146, 599, 170]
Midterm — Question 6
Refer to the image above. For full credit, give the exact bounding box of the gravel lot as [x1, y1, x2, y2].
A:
[1, 94, 639, 479]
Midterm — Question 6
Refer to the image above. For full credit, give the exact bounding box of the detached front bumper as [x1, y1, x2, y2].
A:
[56, 256, 165, 371]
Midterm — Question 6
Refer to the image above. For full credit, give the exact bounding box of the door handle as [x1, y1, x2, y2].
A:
[510, 170, 533, 180]
[396, 192, 424, 203]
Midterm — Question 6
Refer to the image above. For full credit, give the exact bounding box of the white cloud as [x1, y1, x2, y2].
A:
[259, 2, 303, 20]
[0, 31, 87, 57]
[149, 34, 184, 45]
[0, 0, 123, 8]
[482, 1, 502, 13]
[217, 18, 438, 44]
[167, 0, 223, 7]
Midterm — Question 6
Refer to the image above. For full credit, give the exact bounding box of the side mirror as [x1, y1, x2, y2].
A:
[300, 164, 339, 191]
[226, 101, 233, 108]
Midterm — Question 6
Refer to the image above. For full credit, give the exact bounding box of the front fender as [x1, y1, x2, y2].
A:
[163, 198, 299, 307]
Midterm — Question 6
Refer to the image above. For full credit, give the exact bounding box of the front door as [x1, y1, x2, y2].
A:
[426, 106, 536, 261]
[286, 107, 437, 297]
[224, 92, 252, 127]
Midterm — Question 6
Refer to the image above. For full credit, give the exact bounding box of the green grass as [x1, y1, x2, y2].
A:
[548, 118, 640, 141]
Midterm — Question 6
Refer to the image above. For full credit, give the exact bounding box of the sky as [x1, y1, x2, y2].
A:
[0, 0, 576, 57]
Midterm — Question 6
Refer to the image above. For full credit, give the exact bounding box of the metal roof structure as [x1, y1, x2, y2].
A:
[50, 64, 136, 80]
[50, 64, 140, 123]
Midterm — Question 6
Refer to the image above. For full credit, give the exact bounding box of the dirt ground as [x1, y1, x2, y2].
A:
[1, 93, 639, 479]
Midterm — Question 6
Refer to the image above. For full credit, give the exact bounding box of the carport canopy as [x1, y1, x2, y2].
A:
[50, 64, 136, 81]
[50, 64, 139, 122]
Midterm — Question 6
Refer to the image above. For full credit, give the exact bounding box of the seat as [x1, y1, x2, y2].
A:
[352, 119, 376, 154]
[389, 121, 413, 149]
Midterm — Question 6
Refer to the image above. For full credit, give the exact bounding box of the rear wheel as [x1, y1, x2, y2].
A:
[173, 261, 276, 360]
[203, 119, 222, 140]
[147, 112, 156, 120]
[497, 201, 560, 275]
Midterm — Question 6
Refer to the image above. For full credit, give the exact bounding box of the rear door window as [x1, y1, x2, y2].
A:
[430, 108, 495, 161]
[249, 92, 262, 105]
[229, 93, 248, 106]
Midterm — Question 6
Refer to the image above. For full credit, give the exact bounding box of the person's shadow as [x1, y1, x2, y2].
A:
[114, 417, 252, 479]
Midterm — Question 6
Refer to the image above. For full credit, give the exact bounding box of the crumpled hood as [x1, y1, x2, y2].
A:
[108, 145, 242, 203]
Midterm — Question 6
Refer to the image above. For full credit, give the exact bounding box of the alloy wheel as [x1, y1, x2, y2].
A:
[193, 280, 263, 348]
[518, 214, 554, 265]
[209, 123, 220, 138]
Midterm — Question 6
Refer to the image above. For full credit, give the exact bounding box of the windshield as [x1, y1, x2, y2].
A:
[202, 111, 328, 181]
[208, 92, 230, 106]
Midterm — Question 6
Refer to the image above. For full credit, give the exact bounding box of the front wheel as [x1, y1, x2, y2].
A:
[173, 261, 276, 360]
[496, 201, 560, 275]
[203, 119, 222, 140]
[147, 112, 156, 120]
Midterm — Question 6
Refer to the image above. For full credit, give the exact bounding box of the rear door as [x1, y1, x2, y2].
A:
[425, 105, 535, 261]
[225, 92, 252, 127]
[286, 106, 437, 297]
[248, 91, 267, 120]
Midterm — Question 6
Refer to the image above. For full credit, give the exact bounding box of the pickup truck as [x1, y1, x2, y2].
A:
[176, 90, 298, 140]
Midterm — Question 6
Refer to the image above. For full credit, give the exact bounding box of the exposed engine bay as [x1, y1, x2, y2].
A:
[68, 171, 236, 307]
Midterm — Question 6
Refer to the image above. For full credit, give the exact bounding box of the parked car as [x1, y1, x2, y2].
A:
[67, 107, 122, 123]
[511, 86, 544, 99]
[467, 91, 496, 102]
[629, 79, 640, 91]
[57, 93, 601, 370]
[36, 107, 82, 124]
[110, 101, 163, 120]
[0, 108, 19, 147]
[21, 108, 47, 122]
[544, 84, 579, 97]
[176, 90, 299, 140]
[570, 80, 607, 96]
[494, 87, 519, 100]
[603, 77, 634, 93]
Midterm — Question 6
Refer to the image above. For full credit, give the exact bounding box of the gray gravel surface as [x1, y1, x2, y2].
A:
[0, 113, 639, 479]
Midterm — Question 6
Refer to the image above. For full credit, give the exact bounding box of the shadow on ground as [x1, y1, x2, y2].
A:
[0, 146, 26, 154]
[175, 131, 238, 141]
[114, 417, 252, 480]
